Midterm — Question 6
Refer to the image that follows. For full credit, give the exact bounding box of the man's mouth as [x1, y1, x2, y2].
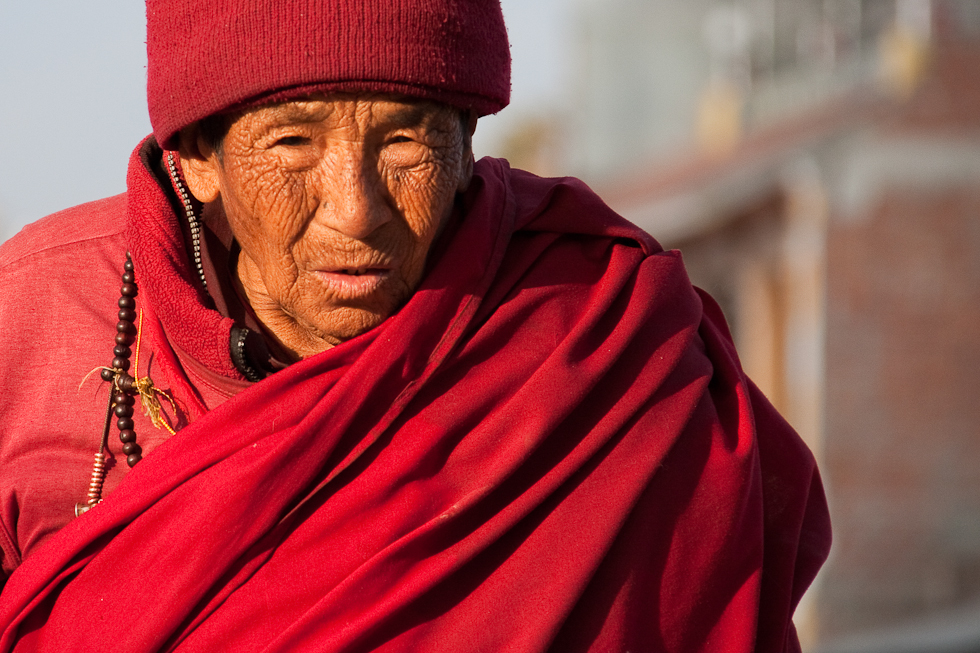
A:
[317, 265, 393, 299]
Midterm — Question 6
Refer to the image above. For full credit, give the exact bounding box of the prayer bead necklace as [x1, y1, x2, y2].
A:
[76, 254, 175, 517]
[102, 253, 144, 468]
[76, 254, 142, 516]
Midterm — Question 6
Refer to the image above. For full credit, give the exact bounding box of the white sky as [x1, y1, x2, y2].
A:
[0, 0, 574, 240]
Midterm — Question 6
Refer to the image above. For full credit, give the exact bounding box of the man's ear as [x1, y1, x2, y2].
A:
[457, 111, 478, 193]
[177, 124, 221, 203]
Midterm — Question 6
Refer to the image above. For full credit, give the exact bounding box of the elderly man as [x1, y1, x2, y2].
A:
[0, 0, 829, 651]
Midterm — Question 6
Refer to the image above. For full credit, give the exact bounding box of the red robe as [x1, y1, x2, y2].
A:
[0, 144, 830, 652]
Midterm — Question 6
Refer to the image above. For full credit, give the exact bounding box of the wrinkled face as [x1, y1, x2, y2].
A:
[184, 95, 474, 358]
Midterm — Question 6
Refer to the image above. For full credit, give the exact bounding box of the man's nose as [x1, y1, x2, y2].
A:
[316, 146, 392, 239]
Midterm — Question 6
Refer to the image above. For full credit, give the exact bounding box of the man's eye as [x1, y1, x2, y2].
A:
[273, 136, 309, 147]
[383, 138, 428, 167]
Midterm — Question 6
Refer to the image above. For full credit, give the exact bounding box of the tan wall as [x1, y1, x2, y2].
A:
[821, 182, 980, 637]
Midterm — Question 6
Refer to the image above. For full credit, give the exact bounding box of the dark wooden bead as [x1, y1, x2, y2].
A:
[114, 392, 134, 406]
[111, 357, 130, 371]
[114, 404, 134, 418]
[115, 332, 135, 346]
[116, 321, 135, 334]
[126, 453, 142, 468]
[117, 417, 134, 431]
[100, 368, 115, 382]
[119, 429, 136, 443]
[122, 442, 142, 456]
[120, 283, 137, 297]
[117, 374, 135, 393]
[113, 345, 131, 358]
[118, 296, 136, 309]
[121, 271, 135, 284]
[118, 308, 137, 322]
[124, 258, 134, 272]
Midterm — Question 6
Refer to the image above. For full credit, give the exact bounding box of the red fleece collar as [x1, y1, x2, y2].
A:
[126, 137, 241, 380]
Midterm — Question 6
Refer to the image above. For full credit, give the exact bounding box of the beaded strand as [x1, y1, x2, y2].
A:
[76, 253, 144, 516]
[100, 254, 144, 466]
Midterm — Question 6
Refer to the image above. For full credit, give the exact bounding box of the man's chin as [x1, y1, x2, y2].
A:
[306, 303, 395, 346]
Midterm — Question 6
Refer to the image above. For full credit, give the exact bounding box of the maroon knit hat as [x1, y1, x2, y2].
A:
[146, 0, 511, 150]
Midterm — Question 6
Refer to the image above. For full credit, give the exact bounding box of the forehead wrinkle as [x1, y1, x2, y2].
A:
[352, 98, 455, 132]
[251, 101, 338, 127]
[242, 97, 456, 138]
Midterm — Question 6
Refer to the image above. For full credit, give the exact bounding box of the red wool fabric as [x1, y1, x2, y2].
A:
[0, 151, 830, 651]
[146, 0, 512, 149]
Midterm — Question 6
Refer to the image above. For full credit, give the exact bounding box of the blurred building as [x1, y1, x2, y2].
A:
[509, 0, 980, 649]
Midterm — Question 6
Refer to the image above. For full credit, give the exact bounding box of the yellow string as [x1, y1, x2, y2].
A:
[135, 310, 143, 379]
[132, 310, 177, 435]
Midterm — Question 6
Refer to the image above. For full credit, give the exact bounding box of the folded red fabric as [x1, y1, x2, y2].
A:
[0, 157, 830, 652]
